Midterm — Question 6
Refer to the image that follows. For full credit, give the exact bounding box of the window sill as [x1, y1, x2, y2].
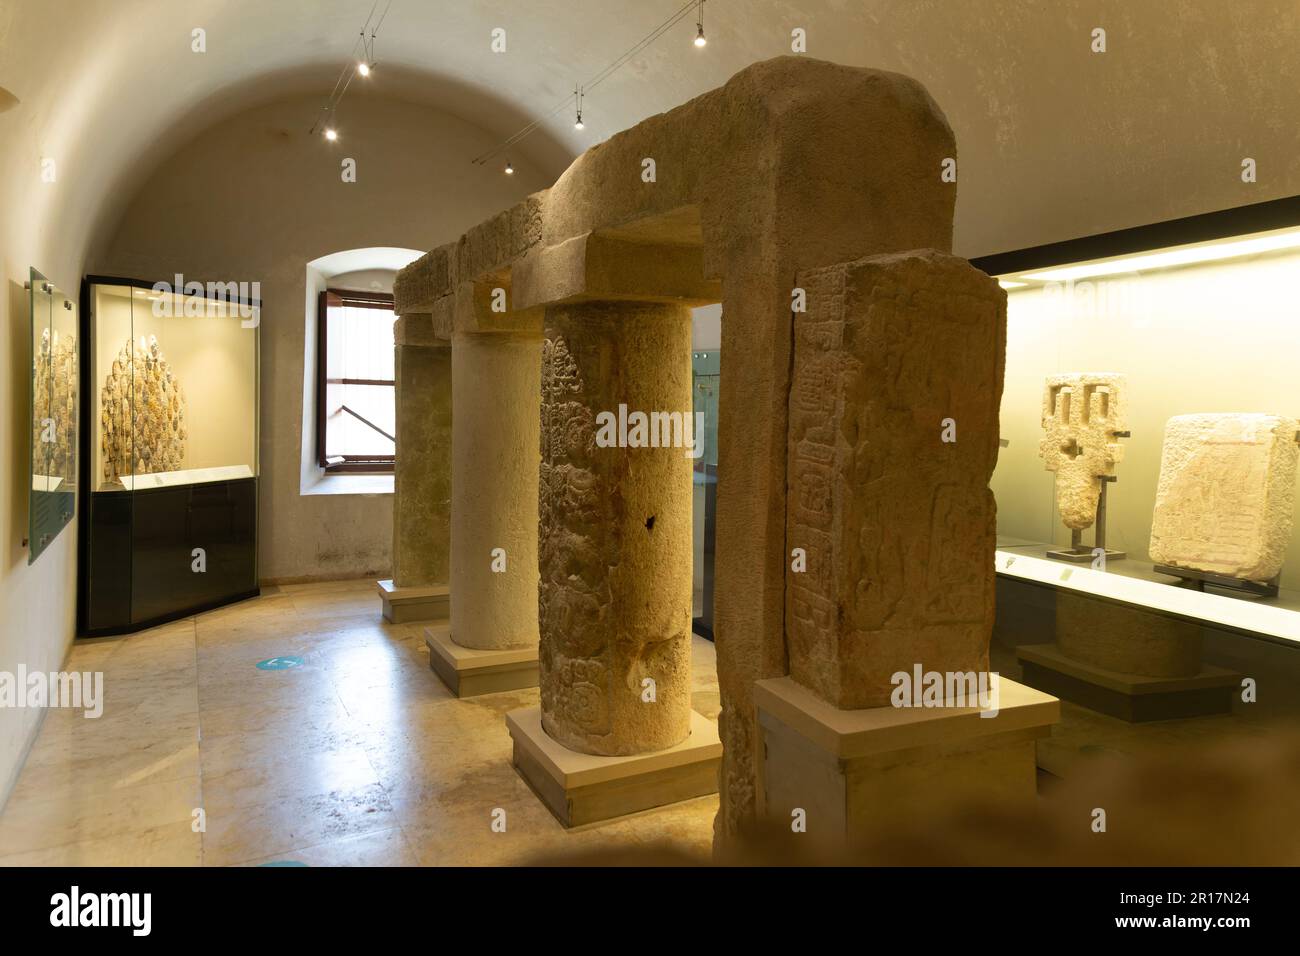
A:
[301, 470, 394, 497]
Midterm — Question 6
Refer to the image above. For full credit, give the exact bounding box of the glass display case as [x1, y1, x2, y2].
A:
[691, 348, 719, 639]
[78, 276, 260, 635]
[27, 269, 78, 564]
[975, 196, 1300, 726]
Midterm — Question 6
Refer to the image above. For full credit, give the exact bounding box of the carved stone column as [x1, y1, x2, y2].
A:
[378, 312, 451, 623]
[537, 300, 694, 756]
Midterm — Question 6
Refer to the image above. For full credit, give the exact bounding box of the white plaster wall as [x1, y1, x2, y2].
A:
[95, 91, 552, 582]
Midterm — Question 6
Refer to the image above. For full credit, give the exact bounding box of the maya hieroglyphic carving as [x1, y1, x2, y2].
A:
[1149, 413, 1299, 583]
[786, 251, 1006, 709]
[539, 334, 612, 744]
[100, 336, 187, 484]
[538, 304, 693, 756]
[1039, 373, 1127, 530]
[34, 328, 78, 480]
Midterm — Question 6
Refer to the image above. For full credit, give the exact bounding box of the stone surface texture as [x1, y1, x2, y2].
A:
[786, 250, 1006, 708]
[1038, 372, 1127, 530]
[394, 56, 958, 841]
[1148, 413, 1299, 583]
[449, 322, 543, 650]
[538, 301, 693, 755]
[391, 314, 451, 589]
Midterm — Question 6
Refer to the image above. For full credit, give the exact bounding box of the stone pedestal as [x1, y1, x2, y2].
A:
[754, 676, 1057, 848]
[381, 314, 452, 623]
[506, 707, 720, 827]
[1016, 590, 1240, 721]
[377, 579, 449, 624]
[425, 624, 539, 697]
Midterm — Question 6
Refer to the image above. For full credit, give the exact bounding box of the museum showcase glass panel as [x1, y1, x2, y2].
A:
[979, 201, 1300, 726]
[79, 277, 260, 635]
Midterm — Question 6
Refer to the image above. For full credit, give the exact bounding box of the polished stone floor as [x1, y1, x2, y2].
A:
[0, 579, 721, 866]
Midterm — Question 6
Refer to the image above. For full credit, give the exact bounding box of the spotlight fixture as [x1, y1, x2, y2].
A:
[357, 61, 371, 77]
[505, 159, 514, 175]
[324, 126, 339, 142]
[694, 1, 707, 46]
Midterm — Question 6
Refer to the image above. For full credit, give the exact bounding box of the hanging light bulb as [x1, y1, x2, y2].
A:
[324, 126, 339, 141]
[505, 159, 514, 175]
[694, 1, 707, 46]
[357, 61, 371, 77]
[574, 113, 584, 131]
[573, 86, 584, 130]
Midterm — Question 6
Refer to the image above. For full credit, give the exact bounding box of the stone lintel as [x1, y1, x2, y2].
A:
[394, 244, 454, 314]
[513, 231, 721, 311]
[507, 706, 721, 827]
[392, 312, 448, 347]
[425, 625, 538, 697]
[450, 279, 543, 336]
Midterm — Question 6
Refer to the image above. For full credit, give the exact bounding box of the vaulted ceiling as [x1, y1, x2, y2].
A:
[3, 0, 1298, 271]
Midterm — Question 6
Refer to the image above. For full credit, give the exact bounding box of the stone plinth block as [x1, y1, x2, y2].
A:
[1149, 413, 1299, 583]
[1039, 372, 1128, 531]
[754, 676, 1057, 848]
[1056, 589, 1202, 678]
[539, 301, 694, 756]
[425, 625, 538, 697]
[507, 706, 720, 828]
[1017, 642, 1239, 723]
[377, 579, 449, 624]
[786, 250, 1006, 709]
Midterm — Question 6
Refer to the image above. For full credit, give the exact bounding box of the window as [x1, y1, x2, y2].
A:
[316, 289, 395, 473]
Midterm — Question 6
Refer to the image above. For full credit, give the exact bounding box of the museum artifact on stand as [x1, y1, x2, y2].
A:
[1149, 412, 1300, 597]
[1038, 372, 1129, 563]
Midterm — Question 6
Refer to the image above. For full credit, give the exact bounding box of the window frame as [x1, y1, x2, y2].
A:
[316, 288, 397, 474]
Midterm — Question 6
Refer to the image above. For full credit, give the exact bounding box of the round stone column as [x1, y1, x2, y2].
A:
[450, 329, 542, 651]
[539, 301, 693, 756]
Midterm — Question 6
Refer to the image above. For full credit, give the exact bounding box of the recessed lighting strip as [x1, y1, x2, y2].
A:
[1015, 228, 1300, 283]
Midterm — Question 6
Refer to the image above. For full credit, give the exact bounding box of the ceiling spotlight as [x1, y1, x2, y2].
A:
[324, 127, 339, 141]
[505, 160, 514, 175]
[357, 61, 371, 77]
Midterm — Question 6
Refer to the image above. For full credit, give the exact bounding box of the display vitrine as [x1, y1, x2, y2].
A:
[78, 276, 260, 635]
[976, 196, 1300, 721]
[27, 269, 78, 564]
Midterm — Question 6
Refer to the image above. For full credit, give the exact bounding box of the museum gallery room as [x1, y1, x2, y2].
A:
[2, 0, 1300, 875]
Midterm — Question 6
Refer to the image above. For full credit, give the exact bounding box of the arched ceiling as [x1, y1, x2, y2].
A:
[3, 0, 1298, 280]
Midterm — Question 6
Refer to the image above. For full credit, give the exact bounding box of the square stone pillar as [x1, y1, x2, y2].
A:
[378, 312, 451, 623]
[755, 250, 1059, 846]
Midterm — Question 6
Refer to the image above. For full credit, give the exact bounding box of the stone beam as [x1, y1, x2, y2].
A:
[512, 232, 721, 310]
